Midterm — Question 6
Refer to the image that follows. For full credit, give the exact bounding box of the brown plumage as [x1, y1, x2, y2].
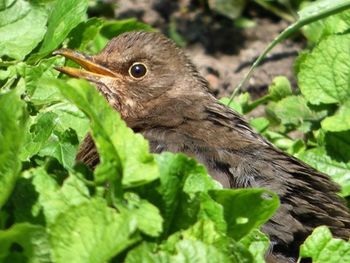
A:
[55, 31, 350, 262]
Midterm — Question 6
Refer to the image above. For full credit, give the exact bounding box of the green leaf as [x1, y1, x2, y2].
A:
[0, 223, 51, 262]
[127, 219, 252, 263]
[19, 56, 64, 96]
[267, 76, 292, 101]
[219, 97, 242, 114]
[178, 220, 252, 262]
[126, 240, 232, 263]
[249, 117, 269, 133]
[321, 101, 350, 132]
[121, 192, 163, 237]
[31, 168, 90, 224]
[298, 33, 350, 105]
[0, 0, 16, 11]
[38, 128, 79, 170]
[20, 112, 57, 161]
[299, 226, 350, 262]
[296, 147, 350, 197]
[29, 0, 89, 62]
[0, 91, 26, 208]
[0, 1, 47, 60]
[50, 78, 159, 187]
[209, 189, 279, 240]
[273, 95, 327, 126]
[67, 17, 105, 52]
[0, 0, 30, 27]
[50, 198, 140, 263]
[239, 229, 269, 263]
[154, 153, 220, 234]
[21, 101, 89, 164]
[303, 9, 350, 43]
[325, 131, 350, 163]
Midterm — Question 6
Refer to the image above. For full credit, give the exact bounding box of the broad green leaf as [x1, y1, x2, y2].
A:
[303, 9, 350, 43]
[239, 229, 269, 263]
[29, 0, 89, 62]
[18, 56, 64, 96]
[0, 0, 30, 27]
[121, 192, 163, 237]
[273, 95, 327, 126]
[50, 78, 159, 187]
[219, 97, 242, 114]
[0, 1, 47, 60]
[0, 0, 16, 11]
[298, 33, 350, 105]
[31, 168, 90, 224]
[21, 102, 89, 163]
[0, 91, 26, 208]
[41, 102, 89, 141]
[296, 147, 350, 197]
[264, 130, 297, 151]
[209, 189, 279, 240]
[249, 117, 269, 133]
[67, 17, 105, 52]
[20, 112, 57, 161]
[325, 131, 350, 163]
[9, 177, 43, 224]
[125, 242, 170, 263]
[0, 223, 51, 263]
[154, 153, 221, 234]
[50, 198, 139, 263]
[38, 128, 79, 170]
[171, 239, 233, 263]
[126, 240, 233, 263]
[178, 220, 252, 262]
[321, 101, 350, 132]
[299, 226, 350, 262]
[127, 220, 252, 263]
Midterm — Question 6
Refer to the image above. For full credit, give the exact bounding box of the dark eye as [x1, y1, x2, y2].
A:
[129, 63, 147, 79]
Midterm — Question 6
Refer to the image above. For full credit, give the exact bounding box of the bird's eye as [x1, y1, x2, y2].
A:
[129, 63, 147, 79]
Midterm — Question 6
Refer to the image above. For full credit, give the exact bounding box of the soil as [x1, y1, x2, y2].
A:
[111, 0, 304, 100]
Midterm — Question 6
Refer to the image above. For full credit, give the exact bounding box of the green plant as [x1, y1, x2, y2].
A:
[0, 0, 350, 262]
[0, 1, 277, 262]
[223, 1, 350, 201]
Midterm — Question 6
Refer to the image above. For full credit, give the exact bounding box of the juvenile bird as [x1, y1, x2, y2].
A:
[55, 31, 350, 262]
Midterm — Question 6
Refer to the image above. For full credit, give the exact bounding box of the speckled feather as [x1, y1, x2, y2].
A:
[74, 31, 350, 262]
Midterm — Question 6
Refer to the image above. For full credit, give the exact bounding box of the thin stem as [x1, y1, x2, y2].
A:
[228, 0, 350, 106]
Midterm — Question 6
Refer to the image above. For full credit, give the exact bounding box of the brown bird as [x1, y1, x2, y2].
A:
[55, 31, 350, 262]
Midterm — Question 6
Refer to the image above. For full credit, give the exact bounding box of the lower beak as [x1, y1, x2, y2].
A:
[53, 49, 117, 81]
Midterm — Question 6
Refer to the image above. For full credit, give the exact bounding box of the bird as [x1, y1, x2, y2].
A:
[54, 31, 350, 262]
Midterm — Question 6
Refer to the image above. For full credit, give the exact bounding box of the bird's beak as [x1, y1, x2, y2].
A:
[53, 48, 117, 81]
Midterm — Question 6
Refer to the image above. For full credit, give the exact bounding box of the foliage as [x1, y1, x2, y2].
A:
[0, 0, 277, 262]
[0, 0, 349, 262]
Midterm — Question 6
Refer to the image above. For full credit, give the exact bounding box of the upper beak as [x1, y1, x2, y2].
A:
[53, 49, 117, 81]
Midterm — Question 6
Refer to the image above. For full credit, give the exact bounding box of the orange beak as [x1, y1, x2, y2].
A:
[53, 49, 117, 81]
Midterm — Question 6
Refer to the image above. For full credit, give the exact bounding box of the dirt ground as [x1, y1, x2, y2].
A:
[111, 0, 304, 100]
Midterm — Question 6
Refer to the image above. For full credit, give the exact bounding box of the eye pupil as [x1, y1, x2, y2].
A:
[129, 63, 147, 78]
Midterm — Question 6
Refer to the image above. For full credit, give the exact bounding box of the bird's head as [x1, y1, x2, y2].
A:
[54, 31, 210, 126]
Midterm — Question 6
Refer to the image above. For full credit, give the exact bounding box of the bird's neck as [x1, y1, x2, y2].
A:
[129, 93, 269, 150]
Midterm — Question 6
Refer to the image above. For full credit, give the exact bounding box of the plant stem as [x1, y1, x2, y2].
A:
[228, 0, 350, 106]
